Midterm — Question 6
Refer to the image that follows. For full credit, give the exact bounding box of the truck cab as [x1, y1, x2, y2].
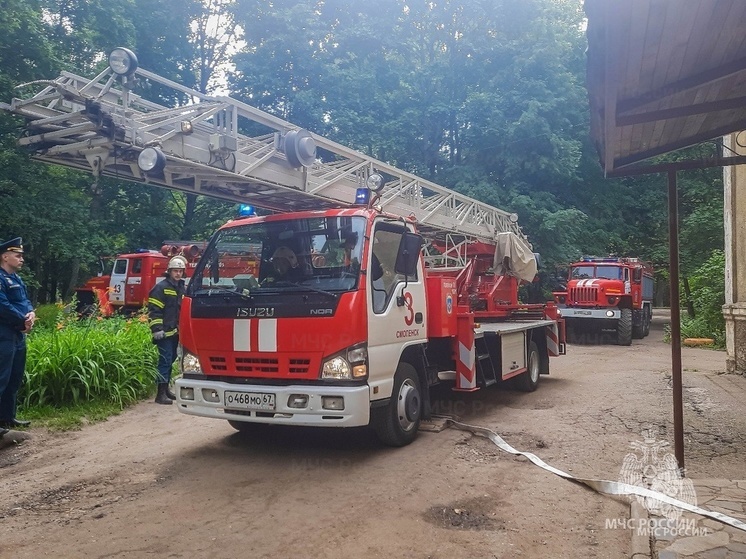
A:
[75, 246, 201, 315]
[176, 208, 429, 446]
[554, 257, 654, 345]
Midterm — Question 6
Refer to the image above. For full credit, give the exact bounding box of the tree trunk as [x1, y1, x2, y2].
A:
[180, 193, 198, 239]
[682, 276, 695, 318]
[65, 257, 82, 301]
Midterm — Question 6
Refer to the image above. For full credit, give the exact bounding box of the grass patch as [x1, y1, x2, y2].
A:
[20, 399, 141, 432]
[18, 305, 159, 424]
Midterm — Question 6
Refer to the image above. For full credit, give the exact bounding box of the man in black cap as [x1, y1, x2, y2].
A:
[0, 237, 35, 435]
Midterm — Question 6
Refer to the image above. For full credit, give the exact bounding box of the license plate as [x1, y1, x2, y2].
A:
[224, 391, 276, 411]
[575, 310, 592, 315]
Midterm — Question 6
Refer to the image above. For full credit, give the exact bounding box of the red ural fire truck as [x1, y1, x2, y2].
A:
[553, 257, 654, 345]
[1, 48, 566, 446]
[75, 244, 202, 314]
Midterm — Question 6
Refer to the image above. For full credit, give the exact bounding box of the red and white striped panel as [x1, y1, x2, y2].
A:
[233, 319, 278, 352]
[546, 323, 560, 356]
[455, 315, 477, 391]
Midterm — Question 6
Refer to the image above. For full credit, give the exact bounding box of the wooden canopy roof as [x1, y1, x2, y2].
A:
[585, 0, 746, 175]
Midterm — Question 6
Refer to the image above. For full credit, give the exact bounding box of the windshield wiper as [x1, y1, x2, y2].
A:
[194, 285, 253, 300]
[271, 281, 339, 299]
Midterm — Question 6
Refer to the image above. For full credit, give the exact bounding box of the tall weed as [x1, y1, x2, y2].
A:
[22, 307, 158, 408]
[680, 250, 726, 348]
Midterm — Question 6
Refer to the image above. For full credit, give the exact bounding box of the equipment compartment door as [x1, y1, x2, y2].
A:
[501, 331, 526, 378]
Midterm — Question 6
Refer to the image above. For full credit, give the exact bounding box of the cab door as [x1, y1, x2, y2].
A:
[366, 222, 427, 401]
[125, 257, 145, 307]
[109, 258, 128, 307]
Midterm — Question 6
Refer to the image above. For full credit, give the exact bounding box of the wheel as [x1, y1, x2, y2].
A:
[617, 308, 632, 346]
[372, 363, 422, 447]
[514, 340, 540, 392]
[643, 307, 651, 337]
[632, 309, 645, 339]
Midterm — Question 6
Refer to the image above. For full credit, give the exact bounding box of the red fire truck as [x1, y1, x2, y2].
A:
[553, 257, 654, 345]
[1, 47, 567, 446]
[75, 243, 203, 315]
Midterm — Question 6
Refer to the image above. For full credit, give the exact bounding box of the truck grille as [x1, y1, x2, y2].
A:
[207, 355, 312, 375]
[569, 286, 599, 304]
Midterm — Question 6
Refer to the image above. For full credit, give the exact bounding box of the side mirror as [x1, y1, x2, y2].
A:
[395, 231, 423, 277]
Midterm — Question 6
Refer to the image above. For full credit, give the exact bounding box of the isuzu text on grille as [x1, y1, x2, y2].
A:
[236, 307, 275, 317]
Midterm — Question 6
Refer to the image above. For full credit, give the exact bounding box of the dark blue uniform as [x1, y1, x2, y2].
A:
[0, 268, 33, 423]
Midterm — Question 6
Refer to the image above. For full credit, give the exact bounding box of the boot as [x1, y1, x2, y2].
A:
[155, 383, 173, 405]
[165, 385, 176, 400]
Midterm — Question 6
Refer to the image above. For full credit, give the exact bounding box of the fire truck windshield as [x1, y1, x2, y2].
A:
[188, 216, 367, 297]
[571, 265, 623, 280]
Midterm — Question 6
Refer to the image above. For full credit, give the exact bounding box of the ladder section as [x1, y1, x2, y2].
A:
[1, 53, 527, 245]
[475, 335, 499, 388]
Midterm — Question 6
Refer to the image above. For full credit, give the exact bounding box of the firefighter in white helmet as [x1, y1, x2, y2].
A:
[148, 255, 187, 405]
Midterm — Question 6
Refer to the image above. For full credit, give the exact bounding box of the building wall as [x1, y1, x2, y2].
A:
[723, 132, 746, 375]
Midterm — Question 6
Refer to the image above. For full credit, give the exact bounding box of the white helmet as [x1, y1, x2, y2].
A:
[168, 256, 187, 270]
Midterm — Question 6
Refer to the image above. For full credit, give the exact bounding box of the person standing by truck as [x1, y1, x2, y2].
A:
[148, 256, 186, 405]
[0, 237, 35, 434]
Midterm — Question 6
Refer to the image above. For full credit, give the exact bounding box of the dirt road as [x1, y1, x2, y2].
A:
[2, 311, 744, 559]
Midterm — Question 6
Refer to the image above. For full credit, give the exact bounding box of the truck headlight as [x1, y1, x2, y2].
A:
[321, 344, 368, 380]
[322, 356, 351, 380]
[181, 351, 203, 374]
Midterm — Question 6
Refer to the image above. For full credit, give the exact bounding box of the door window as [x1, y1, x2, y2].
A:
[371, 225, 407, 314]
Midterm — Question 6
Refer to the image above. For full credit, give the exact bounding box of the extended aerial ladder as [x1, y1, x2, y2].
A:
[1, 48, 530, 262]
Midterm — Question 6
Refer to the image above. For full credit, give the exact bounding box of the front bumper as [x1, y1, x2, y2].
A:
[561, 308, 621, 320]
[174, 378, 371, 427]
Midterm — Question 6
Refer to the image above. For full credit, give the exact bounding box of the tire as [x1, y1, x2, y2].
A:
[514, 340, 540, 392]
[372, 363, 422, 447]
[632, 309, 645, 339]
[643, 307, 651, 337]
[617, 308, 632, 346]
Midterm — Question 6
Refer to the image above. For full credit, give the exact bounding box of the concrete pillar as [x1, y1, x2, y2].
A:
[723, 133, 746, 375]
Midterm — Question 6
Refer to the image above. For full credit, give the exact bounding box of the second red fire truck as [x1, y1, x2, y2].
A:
[75, 243, 203, 315]
[553, 257, 655, 345]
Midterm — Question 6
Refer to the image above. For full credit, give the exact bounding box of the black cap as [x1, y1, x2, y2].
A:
[0, 237, 23, 254]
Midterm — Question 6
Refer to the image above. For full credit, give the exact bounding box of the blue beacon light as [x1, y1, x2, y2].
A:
[238, 204, 256, 217]
[355, 188, 370, 205]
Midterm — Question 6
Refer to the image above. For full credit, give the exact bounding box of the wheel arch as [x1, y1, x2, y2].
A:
[530, 328, 550, 374]
[399, 343, 431, 419]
